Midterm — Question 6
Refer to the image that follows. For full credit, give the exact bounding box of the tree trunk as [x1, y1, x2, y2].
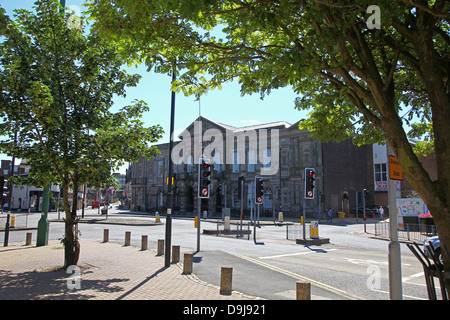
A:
[411, 11, 450, 295]
[62, 179, 80, 268]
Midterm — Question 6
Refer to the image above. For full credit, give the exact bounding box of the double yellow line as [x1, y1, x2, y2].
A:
[228, 251, 365, 300]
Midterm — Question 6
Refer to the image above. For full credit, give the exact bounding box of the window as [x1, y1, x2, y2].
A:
[262, 149, 271, 170]
[248, 151, 255, 172]
[157, 190, 164, 207]
[374, 163, 387, 191]
[157, 160, 164, 178]
[187, 155, 194, 174]
[233, 153, 239, 173]
[263, 189, 273, 209]
[374, 163, 387, 182]
[214, 152, 221, 172]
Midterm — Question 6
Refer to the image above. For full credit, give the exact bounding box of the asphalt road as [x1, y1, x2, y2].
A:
[1, 208, 440, 300]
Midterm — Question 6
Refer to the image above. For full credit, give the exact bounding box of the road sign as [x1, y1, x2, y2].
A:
[201, 187, 209, 197]
[389, 155, 403, 181]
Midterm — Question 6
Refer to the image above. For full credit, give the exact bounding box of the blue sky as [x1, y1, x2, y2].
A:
[0, 0, 307, 172]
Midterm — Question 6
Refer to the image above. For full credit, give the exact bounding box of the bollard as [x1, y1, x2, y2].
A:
[220, 267, 233, 295]
[172, 245, 180, 263]
[141, 235, 148, 251]
[310, 221, 319, 239]
[296, 282, 311, 300]
[25, 232, 32, 246]
[103, 229, 109, 243]
[183, 253, 193, 274]
[124, 231, 131, 246]
[157, 239, 164, 256]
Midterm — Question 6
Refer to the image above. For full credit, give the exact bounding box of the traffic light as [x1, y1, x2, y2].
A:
[304, 168, 315, 199]
[255, 176, 264, 204]
[198, 159, 212, 198]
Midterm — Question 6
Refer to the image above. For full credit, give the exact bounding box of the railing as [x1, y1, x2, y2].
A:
[0, 212, 35, 230]
[374, 221, 437, 242]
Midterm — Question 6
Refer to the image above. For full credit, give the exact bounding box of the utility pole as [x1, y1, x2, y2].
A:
[387, 143, 402, 300]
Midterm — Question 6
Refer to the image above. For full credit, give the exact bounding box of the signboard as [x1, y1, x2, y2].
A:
[396, 198, 430, 230]
[375, 180, 401, 192]
[389, 155, 403, 181]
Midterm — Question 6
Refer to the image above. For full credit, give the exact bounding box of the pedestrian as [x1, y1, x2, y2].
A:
[379, 206, 384, 220]
[328, 208, 333, 223]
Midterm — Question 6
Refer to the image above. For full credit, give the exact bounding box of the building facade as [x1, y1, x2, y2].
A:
[127, 116, 373, 219]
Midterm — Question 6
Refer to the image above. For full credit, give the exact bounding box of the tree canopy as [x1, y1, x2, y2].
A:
[0, 0, 163, 266]
[87, 0, 449, 290]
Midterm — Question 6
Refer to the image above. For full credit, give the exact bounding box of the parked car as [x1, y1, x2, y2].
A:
[352, 205, 377, 218]
[91, 200, 100, 208]
[423, 235, 442, 264]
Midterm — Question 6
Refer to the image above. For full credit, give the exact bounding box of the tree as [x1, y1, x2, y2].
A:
[0, 0, 163, 267]
[87, 0, 450, 291]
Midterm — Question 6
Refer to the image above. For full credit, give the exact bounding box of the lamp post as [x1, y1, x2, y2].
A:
[37, 0, 66, 246]
[164, 62, 176, 267]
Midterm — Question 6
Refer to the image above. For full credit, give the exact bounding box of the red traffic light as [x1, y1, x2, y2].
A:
[202, 171, 211, 178]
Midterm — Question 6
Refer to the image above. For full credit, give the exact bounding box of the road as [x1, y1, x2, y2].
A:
[1, 208, 439, 300]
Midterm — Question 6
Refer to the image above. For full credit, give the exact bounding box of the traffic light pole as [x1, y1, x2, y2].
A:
[302, 203, 306, 240]
[197, 197, 201, 252]
[254, 204, 257, 243]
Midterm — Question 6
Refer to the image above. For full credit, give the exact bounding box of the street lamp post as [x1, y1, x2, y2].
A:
[37, 0, 66, 246]
[164, 62, 176, 268]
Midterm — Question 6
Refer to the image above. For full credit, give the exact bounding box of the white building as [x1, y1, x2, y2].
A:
[11, 183, 60, 211]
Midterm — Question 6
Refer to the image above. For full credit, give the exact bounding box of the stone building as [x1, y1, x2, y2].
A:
[128, 117, 436, 219]
[128, 116, 370, 219]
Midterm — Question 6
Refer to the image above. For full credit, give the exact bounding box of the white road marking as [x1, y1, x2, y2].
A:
[259, 248, 337, 260]
[402, 272, 424, 283]
[370, 288, 427, 300]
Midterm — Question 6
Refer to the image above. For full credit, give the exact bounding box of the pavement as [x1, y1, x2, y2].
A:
[0, 238, 261, 300]
[0, 211, 392, 301]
